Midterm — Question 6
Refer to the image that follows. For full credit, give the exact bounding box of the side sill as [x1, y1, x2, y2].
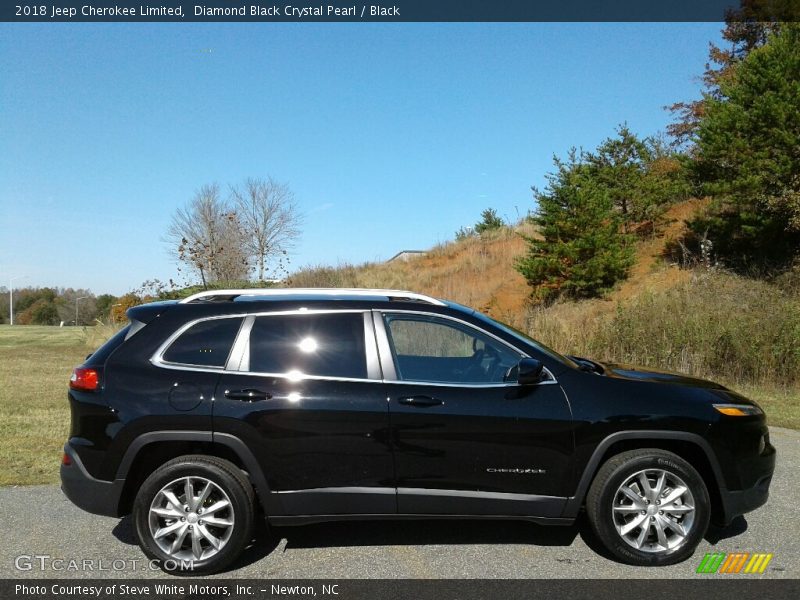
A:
[269, 514, 575, 526]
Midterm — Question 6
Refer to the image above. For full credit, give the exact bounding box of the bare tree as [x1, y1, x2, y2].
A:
[230, 177, 302, 282]
[166, 184, 250, 286]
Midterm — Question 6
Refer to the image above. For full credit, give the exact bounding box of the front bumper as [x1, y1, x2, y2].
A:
[60, 444, 125, 518]
[714, 439, 775, 526]
[718, 473, 772, 525]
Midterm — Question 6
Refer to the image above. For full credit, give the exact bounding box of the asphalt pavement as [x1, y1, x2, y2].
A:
[2, 427, 797, 579]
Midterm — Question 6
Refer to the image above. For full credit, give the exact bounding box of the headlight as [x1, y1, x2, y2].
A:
[713, 403, 763, 417]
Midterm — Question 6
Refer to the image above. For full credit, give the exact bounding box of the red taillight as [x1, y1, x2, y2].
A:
[61, 452, 72, 466]
[70, 367, 99, 391]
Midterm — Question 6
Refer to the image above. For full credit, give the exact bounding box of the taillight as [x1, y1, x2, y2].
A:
[61, 452, 72, 466]
[70, 367, 99, 391]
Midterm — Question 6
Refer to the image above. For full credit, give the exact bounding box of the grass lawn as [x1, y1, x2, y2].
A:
[0, 325, 98, 485]
[0, 324, 796, 486]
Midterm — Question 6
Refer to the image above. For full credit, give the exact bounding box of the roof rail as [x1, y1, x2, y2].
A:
[179, 288, 446, 306]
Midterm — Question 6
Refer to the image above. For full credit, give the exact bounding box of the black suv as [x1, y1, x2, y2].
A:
[61, 289, 775, 573]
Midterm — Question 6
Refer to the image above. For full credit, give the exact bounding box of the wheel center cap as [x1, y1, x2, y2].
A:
[187, 512, 198, 524]
[647, 505, 657, 516]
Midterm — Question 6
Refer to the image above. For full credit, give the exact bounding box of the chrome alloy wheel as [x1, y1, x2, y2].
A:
[148, 476, 235, 561]
[612, 468, 696, 553]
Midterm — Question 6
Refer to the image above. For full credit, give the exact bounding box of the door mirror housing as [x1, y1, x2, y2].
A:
[517, 358, 544, 385]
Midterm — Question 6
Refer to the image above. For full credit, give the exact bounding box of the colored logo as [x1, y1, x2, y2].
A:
[696, 552, 773, 574]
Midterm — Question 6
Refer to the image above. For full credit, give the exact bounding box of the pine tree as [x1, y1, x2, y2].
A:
[516, 150, 636, 304]
[667, 10, 780, 146]
[691, 24, 800, 268]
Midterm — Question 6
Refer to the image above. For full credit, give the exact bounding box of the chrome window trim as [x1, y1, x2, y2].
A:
[377, 309, 558, 386]
[226, 316, 254, 372]
[150, 307, 557, 387]
[371, 310, 397, 380]
[151, 309, 378, 382]
[363, 312, 382, 380]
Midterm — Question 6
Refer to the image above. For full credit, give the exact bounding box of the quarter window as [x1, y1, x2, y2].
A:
[163, 317, 243, 367]
[383, 314, 522, 384]
[248, 313, 367, 379]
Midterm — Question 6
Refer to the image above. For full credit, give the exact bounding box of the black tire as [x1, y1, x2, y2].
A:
[133, 455, 255, 575]
[586, 448, 710, 566]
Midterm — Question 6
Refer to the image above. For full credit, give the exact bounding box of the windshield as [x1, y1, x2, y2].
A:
[469, 310, 579, 369]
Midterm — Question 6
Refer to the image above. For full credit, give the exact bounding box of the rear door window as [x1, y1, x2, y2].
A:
[163, 317, 243, 368]
[248, 312, 367, 379]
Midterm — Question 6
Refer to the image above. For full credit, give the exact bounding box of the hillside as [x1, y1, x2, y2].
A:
[291, 201, 706, 328]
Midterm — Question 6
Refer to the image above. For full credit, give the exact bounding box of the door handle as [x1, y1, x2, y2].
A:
[224, 388, 272, 401]
[397, 395, 443, 407]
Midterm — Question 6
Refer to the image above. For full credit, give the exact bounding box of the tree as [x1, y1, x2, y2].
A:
[586, 127, 690, 230]
[666, 8, 781, 146]
[95, 294, 117, 322]
[230, 178, 302, 282]
[474, 208, 504, 235]
[111, 293, 142, 323]
[690, 24, 800, 268]
[516, 150, 636, 304]
[167, 184, 251, 286]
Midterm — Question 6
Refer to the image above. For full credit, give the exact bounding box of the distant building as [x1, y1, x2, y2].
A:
[387, 250, 426, 263]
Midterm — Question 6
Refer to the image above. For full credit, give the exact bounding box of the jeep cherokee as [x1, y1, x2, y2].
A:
[61, 288, 775, 573]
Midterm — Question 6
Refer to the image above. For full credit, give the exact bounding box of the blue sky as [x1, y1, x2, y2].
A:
[0, 23, 722, 295]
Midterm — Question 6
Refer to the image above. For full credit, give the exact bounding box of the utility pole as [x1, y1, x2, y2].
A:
[75, 296, 88, 326]
[8, 275, 27, 325]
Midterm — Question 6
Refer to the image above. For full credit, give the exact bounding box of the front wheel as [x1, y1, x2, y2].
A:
[586, 449, 710, 566]
[133, 455, 255, 575]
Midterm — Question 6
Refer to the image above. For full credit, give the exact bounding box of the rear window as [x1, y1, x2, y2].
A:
[248, 313, 367, 379]
[85, 325, 131, 366]
[163, 317, 243, 368]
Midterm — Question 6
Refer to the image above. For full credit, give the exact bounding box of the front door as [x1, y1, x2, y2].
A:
[377, 311, 573, 517]
[214, 310, 395, 516]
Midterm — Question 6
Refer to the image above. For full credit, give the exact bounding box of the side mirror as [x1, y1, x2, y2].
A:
[517, 358, 544, 385]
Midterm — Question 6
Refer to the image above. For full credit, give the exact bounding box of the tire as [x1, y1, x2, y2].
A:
[586, 448, 710, 566]
[133, 455, 255, 575]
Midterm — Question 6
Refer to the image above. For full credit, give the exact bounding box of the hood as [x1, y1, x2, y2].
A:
[569, 356, 728, 390]
[602, 363, 728, 390]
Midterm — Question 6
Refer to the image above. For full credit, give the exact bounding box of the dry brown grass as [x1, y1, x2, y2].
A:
[290, 225, 537, 325]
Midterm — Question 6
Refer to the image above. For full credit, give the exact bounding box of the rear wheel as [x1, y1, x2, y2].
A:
[586, 449, 710, 566]
[133, 455, 255, 575]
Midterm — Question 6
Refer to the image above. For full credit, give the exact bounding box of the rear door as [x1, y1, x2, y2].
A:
[213, 310, 395, 516]
[377, 311, 573, 517]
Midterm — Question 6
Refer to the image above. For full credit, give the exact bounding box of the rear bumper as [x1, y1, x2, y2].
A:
[60, 444, 125, 518]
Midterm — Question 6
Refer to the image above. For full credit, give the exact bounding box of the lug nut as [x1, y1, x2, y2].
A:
[659, 511, 664, 515]
[656, 500, 660, 505]
[198, 520, 204, 525]
[180, 517, 186, 522]
[184, 506, 189, 512]
[197, 508, 202, 514]
[188, 525, 193, 530]
[641, 510, 646, 515]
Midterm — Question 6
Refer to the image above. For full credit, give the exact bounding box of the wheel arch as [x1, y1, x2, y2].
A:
[563, 431, 726, 523]
[115, 431, 273, 516]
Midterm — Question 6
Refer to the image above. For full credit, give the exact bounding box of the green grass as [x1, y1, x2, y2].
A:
[0, 325, 106, 485]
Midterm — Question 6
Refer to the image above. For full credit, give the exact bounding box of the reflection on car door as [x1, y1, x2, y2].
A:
[378, 311, 574, 517]
[213, 310, 395, 516]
